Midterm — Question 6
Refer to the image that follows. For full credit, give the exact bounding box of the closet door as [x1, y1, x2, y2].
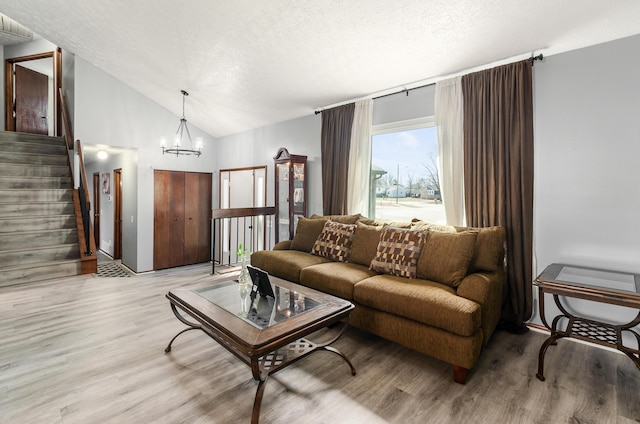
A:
[184, 172, 212, 264]
[154, 170, 185, 269]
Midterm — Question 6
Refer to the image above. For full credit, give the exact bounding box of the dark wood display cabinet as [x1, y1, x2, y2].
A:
[274, 148, 307, 243]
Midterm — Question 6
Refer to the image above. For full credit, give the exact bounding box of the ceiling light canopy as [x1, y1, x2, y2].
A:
[161, 90, 203, 157]
[97, 150, 108, 160]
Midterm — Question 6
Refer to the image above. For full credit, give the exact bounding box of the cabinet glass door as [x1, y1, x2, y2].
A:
[277, 162, 290, 242]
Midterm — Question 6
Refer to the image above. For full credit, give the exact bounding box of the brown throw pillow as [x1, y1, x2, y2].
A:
[417, 230, 478, 287]
[290, 217, 328, 252]
[350, 222, 384, 267]
[311, 221, 357, 262]
[370, 226, 427, 279]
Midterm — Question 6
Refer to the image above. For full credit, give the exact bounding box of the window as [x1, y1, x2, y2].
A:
[370, 117, 445, 224]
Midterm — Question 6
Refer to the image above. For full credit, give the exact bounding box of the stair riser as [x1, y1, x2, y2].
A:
[0, 230, 78, 251]
[0, 163, 69, 178]
[0, 202, 75, 217]
[0, 260, 82, 287]
[0, 245, 80, 267]
[0, 177, 72, 190]
[0, 131, 65, 146]
[0, 152, 68, 166]
[0, 189, 73, 202]
[1, 140, 67, 155]
[0, 215, 76, 233]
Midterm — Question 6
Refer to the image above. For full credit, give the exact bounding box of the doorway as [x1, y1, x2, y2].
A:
[5, 50, 62, 135]
[93, 172, 101, 250]
[113, 169, 123, 260]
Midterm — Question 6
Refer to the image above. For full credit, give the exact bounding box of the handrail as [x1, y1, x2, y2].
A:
[211, 207, 275, 274]
[58, 88, 96, 272]
[59, 87, 74, 151]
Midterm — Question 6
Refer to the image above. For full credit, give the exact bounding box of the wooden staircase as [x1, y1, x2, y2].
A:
[0, 131, 85, 287]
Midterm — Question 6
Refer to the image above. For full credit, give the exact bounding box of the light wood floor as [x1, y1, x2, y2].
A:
[1, 263, 638, 424]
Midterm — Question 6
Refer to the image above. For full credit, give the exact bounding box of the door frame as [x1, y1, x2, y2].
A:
[113, 168, 123, 260]
[5, 49, 62, 135]
[93, 172, 101, 251]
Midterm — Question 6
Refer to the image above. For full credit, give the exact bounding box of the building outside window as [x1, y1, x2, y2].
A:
[370, 118, 445, 224]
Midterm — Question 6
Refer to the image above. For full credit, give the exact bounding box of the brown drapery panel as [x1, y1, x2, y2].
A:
[321, 103, 355, 215]
[461, 60, 534, 332]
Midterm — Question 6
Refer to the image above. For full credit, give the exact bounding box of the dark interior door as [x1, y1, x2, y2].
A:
[154, 170, 185, 270]
[113, 169, 123, 260]
[93, 172, 100, 251]
[184, 172, 212, 264]
[15, 65, 48, 135]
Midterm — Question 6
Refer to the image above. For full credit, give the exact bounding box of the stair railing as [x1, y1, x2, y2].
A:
[211, 207, 275, 274]
[59, 88, 97, 273]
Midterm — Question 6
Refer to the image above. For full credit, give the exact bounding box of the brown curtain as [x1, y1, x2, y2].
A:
[461, 60, 534, 332]
[321, 103, 355, 215]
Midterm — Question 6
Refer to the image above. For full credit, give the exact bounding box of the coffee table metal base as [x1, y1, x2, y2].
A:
[165, 302, 356, 423]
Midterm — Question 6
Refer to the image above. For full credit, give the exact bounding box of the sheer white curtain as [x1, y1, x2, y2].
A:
[347, 99, 373, 216]
[435, 76, 466, 226]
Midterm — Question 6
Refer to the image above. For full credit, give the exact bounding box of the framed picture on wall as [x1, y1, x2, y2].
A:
[101, 173, 110, 194]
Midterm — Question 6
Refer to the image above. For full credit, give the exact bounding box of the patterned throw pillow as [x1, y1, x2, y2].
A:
[370, 226, 427, 279]
[311, 221, 357, 262]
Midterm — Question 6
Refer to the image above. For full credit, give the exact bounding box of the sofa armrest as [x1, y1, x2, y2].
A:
[273, 240, 292, 250]
[456, 270, 504, 346]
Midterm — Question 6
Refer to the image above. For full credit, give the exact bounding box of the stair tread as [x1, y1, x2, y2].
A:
[0, 258, 83, 272]
[0, 243, 79, 252]
[0, 227, 77, 235]
[0, 213, 75, 219]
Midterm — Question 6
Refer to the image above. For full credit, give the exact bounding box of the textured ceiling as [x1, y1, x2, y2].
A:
[1, 1, 640, 138]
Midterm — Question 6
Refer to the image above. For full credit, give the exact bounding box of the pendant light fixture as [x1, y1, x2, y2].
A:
[161, 90, 203, 157]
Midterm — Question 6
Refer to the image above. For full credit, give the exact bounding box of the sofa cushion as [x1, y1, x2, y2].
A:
[353, 274, 481, 337]
[417, 230, 478, 287]
[310, 213, 361, 224]
[311, 221, 356, 262]
[350, 222, 383, 267]
[370, 226, 427, 279]
[411, 219, 457, 233]
[300, 262, 378, 300]
[290, 217, 328, 252]
[465, 226, 506, 272]
[250, 249, 331, 283]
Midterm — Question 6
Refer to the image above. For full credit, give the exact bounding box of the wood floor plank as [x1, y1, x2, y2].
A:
[0, 265, 638, 423]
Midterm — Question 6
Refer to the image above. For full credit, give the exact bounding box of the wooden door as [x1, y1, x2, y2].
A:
[154, 170, 185, 270]
[184, 172, 212, 264]
[15, 65, 48, 135]
[113, 169, 123, 259]
[93, 172, 101, 250]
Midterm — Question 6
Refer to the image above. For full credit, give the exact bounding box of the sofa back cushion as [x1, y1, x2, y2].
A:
[290, 217, 327, 252]
[350, 222, 383, 266]
[310, 213, 361, 224]
[417, 230, 477, 287]
[455, 225, 506, 272]
[370, 226, 427, 279]
[311, 221, 357, 262]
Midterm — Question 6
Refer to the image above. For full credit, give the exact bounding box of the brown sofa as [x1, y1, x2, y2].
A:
[251, 214, 505, 384]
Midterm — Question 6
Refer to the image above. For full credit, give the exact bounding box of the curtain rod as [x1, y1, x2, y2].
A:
[314, 53, 544, 115]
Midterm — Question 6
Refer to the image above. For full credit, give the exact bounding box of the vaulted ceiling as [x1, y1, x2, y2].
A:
[1, 1, 640, 138]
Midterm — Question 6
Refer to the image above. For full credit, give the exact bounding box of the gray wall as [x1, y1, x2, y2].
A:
[531, 34, 640, 328]
[215, 114, 322, 215]
[73, 57, 217, 272]
[85, 149, 138, 269]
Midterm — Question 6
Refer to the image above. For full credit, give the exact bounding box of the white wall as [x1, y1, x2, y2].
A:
[73, 57, 217, 272]
[532, 34, 640, 328]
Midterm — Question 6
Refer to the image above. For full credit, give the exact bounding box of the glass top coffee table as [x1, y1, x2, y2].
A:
[534, 263, 640, 381]
[165, 275, 356, 424]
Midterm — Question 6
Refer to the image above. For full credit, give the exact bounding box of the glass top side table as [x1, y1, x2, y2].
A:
[534, 263, 640, 381]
